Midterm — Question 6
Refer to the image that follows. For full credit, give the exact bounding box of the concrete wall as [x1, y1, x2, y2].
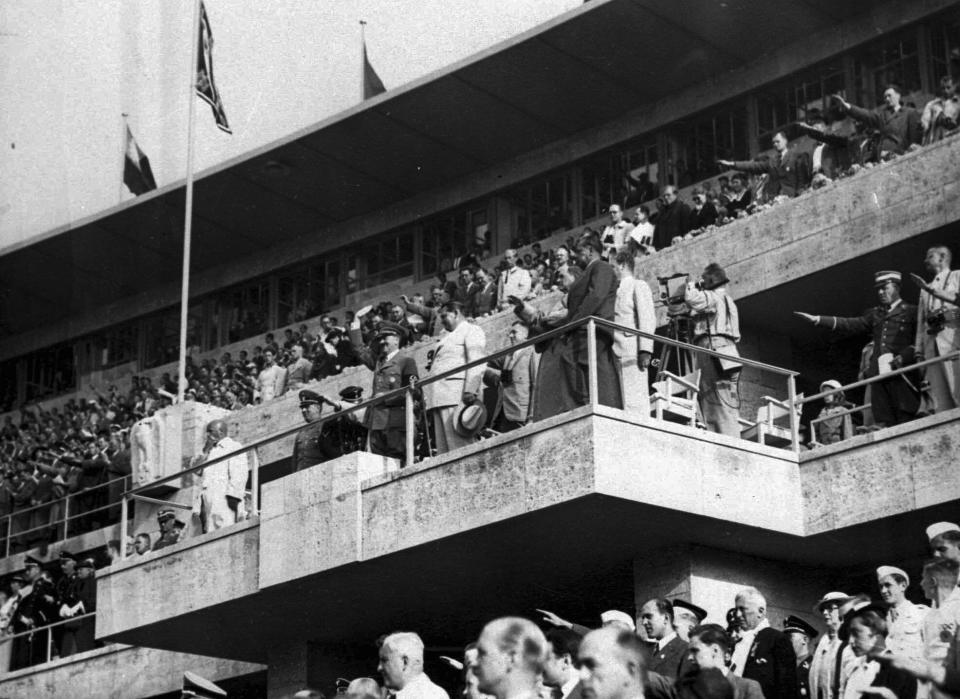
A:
[800, 407, 960, 535]
[0, 644, 264, 699]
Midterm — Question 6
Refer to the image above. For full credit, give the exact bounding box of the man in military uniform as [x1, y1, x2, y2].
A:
[783, 615, 818, 699]
[11, 556, 56, 669]
[52, 551, 77, 656]
[152, 508, 181, 551]
[350, 315, 419, 465]
[795, 270, 919, 427]
[292, 388, 367, 471]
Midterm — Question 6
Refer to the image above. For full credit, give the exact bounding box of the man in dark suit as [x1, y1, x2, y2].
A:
[640, 597, 689, 680]
[833, 84, 922, 160]
[719, 131, 811, 199]
[565, 234, 623, 410]
[686, 624, 764, 699]
[783, 615, 818, 699]
[543, 627, 584, 699]
[652, 186, 693, 249]
[350, 318, 418, 464]
[731, 587, 797, 699]
[795, 270, 919, 427]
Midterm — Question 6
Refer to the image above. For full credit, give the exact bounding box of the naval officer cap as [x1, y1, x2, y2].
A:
[339, 386, 364, 401]
[874, 270, 901, 287]
[600, 609, 636, 631]
[877, 565, 909, 586]
[182, 670, 227, 698]
[157, 508, 176, 522]
[298, 390, 323, 407]
[375, 321, 408, 343]
[672, 599, 708, 624]
[58, 550, 76, 562]
[78, 558, 96, 570]
[783, 615, 819, 639]
[927, 522, 960, 541]
[24, 555, 43, 568]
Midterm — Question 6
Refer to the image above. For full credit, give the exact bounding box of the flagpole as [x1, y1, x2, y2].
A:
[178, 0, 203, 404]
[119, 113, 129, 204]
[359, 20, 367, 102]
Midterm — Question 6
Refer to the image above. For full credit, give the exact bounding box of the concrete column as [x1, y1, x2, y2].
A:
[267, 641, 373, 699]
[634, 545, 830, 632]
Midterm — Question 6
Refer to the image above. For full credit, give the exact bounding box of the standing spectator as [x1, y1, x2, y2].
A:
[472, 617, 545, 699]
[575, 626, 646, 699]
[640, 598, 688, 680]
[842, 607, 916, 699]
[832, 85, 921, 160]
[291, 390, 327, 473]
[422, 303, 486, 454]
[628, 207, 655, 251]
[653, 186, 693, 249]
[683, 263, 742, 438]
[795, 271, 919, 429]
[350, 318, 418, 464]
[796, 110, 853, 180]
[783, 616, 818, 699]
[719, 131, 811, 200]
[285, 342, 313, 391]
[473, 268, 497, 316]
[257, 348, 287, 403]
[543, 628, 583, 699]
[928, 521, 960, 564]
[601, 205, 633, 260]
[686, 624, 764, 699]
[550, 246, 572, 289]
[193, 420, 251, 533]
[731, 587, 797, 699]
[612, 252, 656, 416]
[810, 592, 855, 699]
[377, 632, 449, 699]
[484, 322, 538, 432]
[672, 600, 707, 642]
[920, 557, 960, 689]
[497, 250, 532, 311]
[877, 565, 926, 664]
[403, 290, 445, 338]
[912, 246, 960, 413]
[59, 557, 96, 657]
[921, 75, 960, 145]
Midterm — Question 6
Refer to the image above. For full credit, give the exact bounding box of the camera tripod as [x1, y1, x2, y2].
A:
[652, 313, 698, 381]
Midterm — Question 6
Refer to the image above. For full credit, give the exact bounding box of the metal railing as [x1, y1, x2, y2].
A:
[0, 611, 97, 671]
[119, 315, 804, 559]
[798, 350, 960, 447]
[0, 475, 132, 557]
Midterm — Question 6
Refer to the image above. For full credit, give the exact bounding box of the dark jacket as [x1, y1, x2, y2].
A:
[820, 302, 917, 378]
[731, 149, 811, 198]
[843, 102, 922, 157]
[742, 627, 798, 699]
[654, 200, 693, 249]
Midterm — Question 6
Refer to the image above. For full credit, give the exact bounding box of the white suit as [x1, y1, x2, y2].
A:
[916, 269, 960, 412]
[198, 437, 252, 532]
[614, 276, 656, 415]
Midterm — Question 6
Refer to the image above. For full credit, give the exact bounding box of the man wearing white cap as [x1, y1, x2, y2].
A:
[795, 270, 919, 428]
[928, 522, 960, 565]
[878, 566, 927, 663]
[809, 592, 855, 699]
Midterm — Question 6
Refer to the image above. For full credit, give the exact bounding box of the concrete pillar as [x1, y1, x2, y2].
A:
[267, 641, 373, 699]
[634, 545, 830, 632]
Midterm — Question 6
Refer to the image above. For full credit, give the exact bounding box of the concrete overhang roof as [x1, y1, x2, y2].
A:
[0, 0, 874, 337]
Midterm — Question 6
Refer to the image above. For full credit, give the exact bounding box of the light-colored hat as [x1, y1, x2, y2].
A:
[820, 379, 842, 392]
[600, 609, 636, 631]
[813, 591, 853, 612]
[927, 522, 960, 541]
[877, 565, 909, 586]
[452, 403, 487, 438]
[874, 270, 901, 287]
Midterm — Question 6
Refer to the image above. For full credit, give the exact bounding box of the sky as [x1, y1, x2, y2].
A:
[0, 0, 582, 251]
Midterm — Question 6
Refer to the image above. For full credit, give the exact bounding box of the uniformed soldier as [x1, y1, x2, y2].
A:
[11, 556, 56, 669]
[292, 390, 327, 472]
[783, 615, 818, 699]
[349, 317, 419, 465]
[672, 598, 708, 641]
[292, 388, 367, 471]
[152, 508, 180, 551]
[321, 386, 369, 459]
[795, 270, 919, 427]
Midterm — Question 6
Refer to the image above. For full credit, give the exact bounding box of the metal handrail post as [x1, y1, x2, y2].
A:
[120, 495, 129, 561]
[405, 384, 415, 467]
[62, 494, 70, 541]
[787, 374, 800, 453]
[587, 319, 599, 408]
[4, 514, 10, 558]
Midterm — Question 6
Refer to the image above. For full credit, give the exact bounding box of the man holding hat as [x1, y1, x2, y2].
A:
[784, 616, 819, 699]
[877, 565, 926, 663]
[351, 311, 418, 464]
[928, 522, 960, 565]
[795, 271, 919, 428]
[422, 302, 486, 455]
[153, 508, 181, 551]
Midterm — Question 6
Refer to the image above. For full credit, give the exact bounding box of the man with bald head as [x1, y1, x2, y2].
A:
[577, 626, 647, 699]
[652, 186, 692, 250]
[195, 419, 253, 533]
[378, 631, 449, 699]
[730, 587, 796, 699]
[472, 617, 547, 699]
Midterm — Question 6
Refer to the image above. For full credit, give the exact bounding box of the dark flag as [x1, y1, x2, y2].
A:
[362, 42, 386, 99]
[196, 1, 231, 134]
[123, 125, 158, 195]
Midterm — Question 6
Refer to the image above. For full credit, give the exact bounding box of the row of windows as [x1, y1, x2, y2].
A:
[3, 14, 959, 409]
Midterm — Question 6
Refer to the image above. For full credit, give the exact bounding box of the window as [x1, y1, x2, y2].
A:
[669, 103, 749, 186]
[23, 343, 75, 401]
[756, 62, 847, 146]
[364, 230, 415, 287]
[929, 12, 960, 84]
[855, 30, 922, 105]
[222, 279, 271, 344]
[420, 212, 469, 278]
[84, 323, 138, 370]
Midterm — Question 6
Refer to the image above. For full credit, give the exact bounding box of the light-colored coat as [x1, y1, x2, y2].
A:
[422, 321, 486, 410]
[198, 436, 252, 531]
[916, 269, 960, 411]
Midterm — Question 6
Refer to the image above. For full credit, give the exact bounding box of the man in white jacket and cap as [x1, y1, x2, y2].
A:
[194, 419, 252, 532]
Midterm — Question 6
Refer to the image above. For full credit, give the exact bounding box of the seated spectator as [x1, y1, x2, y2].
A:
[921, 75, 960, 145]
[719, 132, 811, 200]
[832, 85, 921, 161]
[284, 342, 313, 391]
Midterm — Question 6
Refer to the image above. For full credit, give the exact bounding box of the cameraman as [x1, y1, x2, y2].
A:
[683, 263, 742, 437]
